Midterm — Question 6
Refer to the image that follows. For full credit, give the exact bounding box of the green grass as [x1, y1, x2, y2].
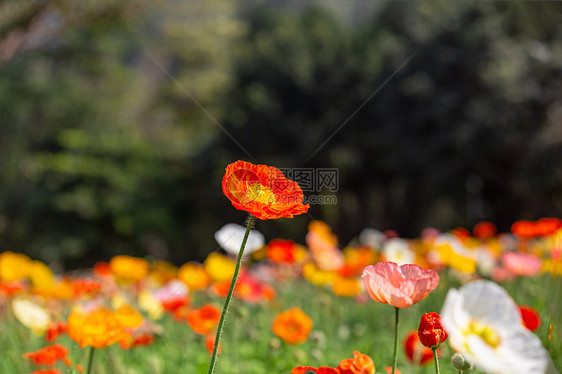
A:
[1, 273, 561, 373]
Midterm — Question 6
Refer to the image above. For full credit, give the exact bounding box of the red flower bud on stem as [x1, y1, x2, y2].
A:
[418, 312, 448, 348]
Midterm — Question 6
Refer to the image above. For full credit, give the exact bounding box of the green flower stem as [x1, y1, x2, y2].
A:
[432, 347, 440, 374]
[392, 307, 400, 374]
[85, 346, 95, 374]
[208, 214, 255, 374]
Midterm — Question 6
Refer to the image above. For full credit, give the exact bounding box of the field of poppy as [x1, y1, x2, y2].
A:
[1, 161, 561, 374]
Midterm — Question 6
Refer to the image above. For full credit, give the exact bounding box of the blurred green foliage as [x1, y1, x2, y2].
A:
[0, 1, 561, 267]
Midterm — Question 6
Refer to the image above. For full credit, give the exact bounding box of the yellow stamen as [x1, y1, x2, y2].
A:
[241, 183, 277, 205]
[465, 320, 501, 348]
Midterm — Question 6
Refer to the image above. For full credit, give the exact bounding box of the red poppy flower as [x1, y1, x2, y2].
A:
[267, 239, 297, 264]
[0, 281, 27, 296]
[534, 217, 561, 237]
[23, 344, 70, 366]
[30, 370, 62, 374]
[222, 160, 309, 220]
[72, 279, 101, 298]
[473, 221, 497, 239]
[418, 312, 448, 348]
[119, 334, 155, 349]
[291, 367, 339, 374]
[46, 321, 67, 342]
[518, 305, 541, 331]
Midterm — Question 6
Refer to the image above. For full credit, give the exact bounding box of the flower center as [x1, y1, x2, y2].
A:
[241, 183, 277, 205]
[466, 320, 501, 348]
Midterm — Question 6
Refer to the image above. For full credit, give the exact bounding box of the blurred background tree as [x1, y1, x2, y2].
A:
[0, 1, 561, 268]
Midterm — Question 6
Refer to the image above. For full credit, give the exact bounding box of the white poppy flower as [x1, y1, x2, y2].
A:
[441, 280, 548, 374]
[382, 237, 415, 265]
[359, 228, 385, 249]
[12, 298, 51, 335]
[214, 223, 265, 256]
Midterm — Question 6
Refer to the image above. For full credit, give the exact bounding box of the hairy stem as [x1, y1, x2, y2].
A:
[392, 307, 400, 374]
[207, 215, 255, 374]
[432, 347, 441, 374]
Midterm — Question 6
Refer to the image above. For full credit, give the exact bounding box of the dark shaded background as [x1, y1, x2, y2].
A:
[1, 1, 561, 268]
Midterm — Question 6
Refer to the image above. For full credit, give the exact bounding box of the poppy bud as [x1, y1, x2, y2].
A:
[418, 312, 448, 348]
[451, 353, 473, 370]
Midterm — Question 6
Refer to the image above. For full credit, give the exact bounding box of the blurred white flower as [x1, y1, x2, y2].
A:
[441, 280, 548, 374]
[474, 248, 496, 276]
[359, 228, 385, 249]
[382, 238, 414, 265]
[215, 223, 264, 256]
[12, 298, 51, 335]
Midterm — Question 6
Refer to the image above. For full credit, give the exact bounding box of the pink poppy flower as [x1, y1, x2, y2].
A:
[502, 252, 542, 277]
[361, 262, 439, 308]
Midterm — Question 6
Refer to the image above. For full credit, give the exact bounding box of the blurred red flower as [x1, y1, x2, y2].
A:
[473, 221, 497, 239]
[46, 321, 67, 342]
[518, 305, 541, 331]
[205, 334, 222, 355]
[23, 344, 70, 367]
[404, 331, 434, 365]
[267, 239, 298, 264]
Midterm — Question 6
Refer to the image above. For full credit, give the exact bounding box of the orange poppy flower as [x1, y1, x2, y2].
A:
[337, 351, 375, 374]
[109, 256, 149, 282]
[271, 307, 313, 344]
[186, 304, 221, 335]
[67, 307, 131, 348]
[332, 275, 361, 297]
[307, 221, 344, 271]
[222, 160, 309, 220]
[30, 370, 62, 374]
[23, 344, 70, 367]
[178, 262, 212, 291]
